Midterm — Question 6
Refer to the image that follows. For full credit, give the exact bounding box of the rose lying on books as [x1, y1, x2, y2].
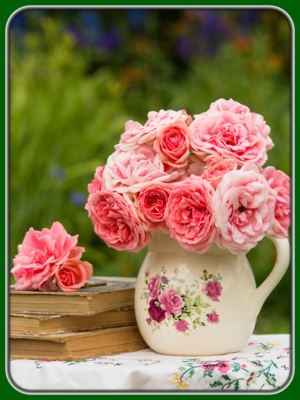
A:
[86, 98, 290, 255]
[11, 221, 93, 292]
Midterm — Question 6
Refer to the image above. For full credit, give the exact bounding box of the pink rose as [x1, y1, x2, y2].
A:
[136, 183, 171, 232]
[103, 147, 183, 194]
[208, 98, 273, 151]
[204, 154, 224, 166]
[148, 299, 166, 322]
[148, 274, 161, 299]
[173, 320, 190, 333]
[153, 121, 192, 168]
[213, 164, 277, 254]
[115, 120, 157, 152]
[249, 113, 273, 151]
[198, 359, 229, 373]
[116, 110, 192, 152]
[201, 158, 238, 190]
[165, 175, 216, 253]
[85, 190, 151, 252]
[217, 361, 230, 373]
[87, 166, 105, 194]
[198, 361, 219, 370]
[208, 98, 250, 114]
[207, 311, 220, 323]
[190, 111, 268, 167]
[11, 222, 85, 291]
[146, 109, 192, 128]
[202, 281, 223, 301]
[187, 155, 206, 177]
[54, 259, 93, 292]
[158, 287, 184, 318]
[261, 166, 290, 238]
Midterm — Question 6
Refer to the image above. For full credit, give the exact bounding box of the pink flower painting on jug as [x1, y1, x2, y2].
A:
[141, 267, 223, 334]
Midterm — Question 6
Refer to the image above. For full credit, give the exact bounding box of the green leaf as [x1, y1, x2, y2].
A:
[189, 369, 195, 377]
[171, 277, 178, 281]
[222, 374, 230, 381]
[231, 363, 241, 372]
[210, 381, 223, 388]
[199, 302, 210, 308]
[174, 268, 179, 275]
[185, 297, 191, 307]
[234, 380, 240, 391]
[195, 295, 201, 306]
[265, 372, 276, 387]
[195, 307, 202, 315]
[203, 370, 213, 378]
[178, 278, 185, 284]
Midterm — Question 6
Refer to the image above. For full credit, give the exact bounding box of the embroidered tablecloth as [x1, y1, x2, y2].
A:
[8, 334, 292, 393]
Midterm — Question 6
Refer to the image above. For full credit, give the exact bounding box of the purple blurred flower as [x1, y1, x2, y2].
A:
[199, 11, 229, 38]
[97, 29, 120, 51]
[176, 36, 194, 59]
[239, 10, 261, 27]
[51, 167, 67, 180]
[70, 192, 87, 206]
[67, 25, 87, 46]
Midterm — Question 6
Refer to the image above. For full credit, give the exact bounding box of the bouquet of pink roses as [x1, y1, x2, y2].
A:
[85, 98, 290, 255]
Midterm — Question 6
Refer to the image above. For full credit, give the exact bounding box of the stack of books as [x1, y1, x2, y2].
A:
[9, 276, 148, 361]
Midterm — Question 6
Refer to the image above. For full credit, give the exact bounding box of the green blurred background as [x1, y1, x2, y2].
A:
[9, 8, 292, 334]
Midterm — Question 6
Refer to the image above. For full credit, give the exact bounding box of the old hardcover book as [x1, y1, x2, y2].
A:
[10, 325, 148, 361]
[10, 307, 136, 334]
[10, 276, 136, 315]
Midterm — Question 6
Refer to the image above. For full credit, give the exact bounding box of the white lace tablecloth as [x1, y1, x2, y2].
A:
[8, 334, 292, 394]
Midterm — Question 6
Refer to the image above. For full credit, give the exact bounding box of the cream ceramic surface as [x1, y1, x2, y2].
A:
[134, 231, 290, 356]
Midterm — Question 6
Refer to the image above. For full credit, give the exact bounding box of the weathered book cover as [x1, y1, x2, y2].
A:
[10, 307, 136, 334]
[10, 325, 148, 361]
[10, 276, 136, 315]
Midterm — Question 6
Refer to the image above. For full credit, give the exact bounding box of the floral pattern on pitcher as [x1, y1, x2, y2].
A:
[141, 267, 223, 334]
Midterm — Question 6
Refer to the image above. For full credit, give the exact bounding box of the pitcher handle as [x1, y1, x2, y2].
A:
[249, 236, 290, 321]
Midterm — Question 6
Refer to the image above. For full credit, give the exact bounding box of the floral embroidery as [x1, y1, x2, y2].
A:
[171, 356, 283, 391]
[141, 267, 223, 333]
[170, 372, 189, 389]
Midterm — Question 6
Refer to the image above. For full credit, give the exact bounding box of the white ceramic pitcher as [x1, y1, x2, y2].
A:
[134, 231, 290, 356]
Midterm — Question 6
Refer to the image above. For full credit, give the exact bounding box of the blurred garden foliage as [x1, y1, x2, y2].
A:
[9, 8, 291, 334]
